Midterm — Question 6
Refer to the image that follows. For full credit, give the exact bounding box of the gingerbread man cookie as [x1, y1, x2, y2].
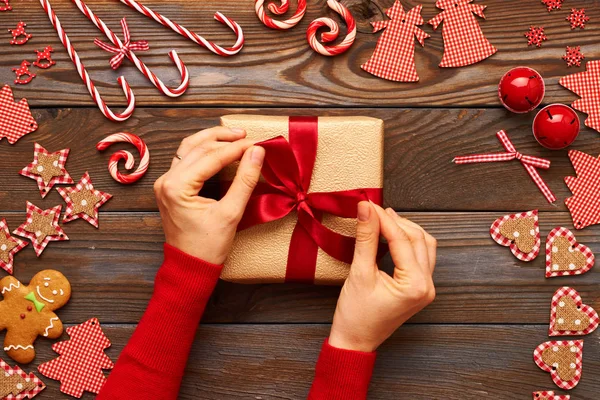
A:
[0, 270, 71, 364]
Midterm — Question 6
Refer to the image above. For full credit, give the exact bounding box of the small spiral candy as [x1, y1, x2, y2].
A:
[96, 133, 150, 184]
[307, 0, 356, 56]
[255, 0, 307, 30]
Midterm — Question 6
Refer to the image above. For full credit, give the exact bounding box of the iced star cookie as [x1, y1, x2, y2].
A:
[546, 227, 594, 278]
[490, 210, 541, 261]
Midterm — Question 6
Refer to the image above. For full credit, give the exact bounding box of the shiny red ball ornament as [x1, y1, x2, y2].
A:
[498, 67, 545, 113]
[533, 104, 580, 150]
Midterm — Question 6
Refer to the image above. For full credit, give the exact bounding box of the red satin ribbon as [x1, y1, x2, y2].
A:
[237, 116, 384, 283]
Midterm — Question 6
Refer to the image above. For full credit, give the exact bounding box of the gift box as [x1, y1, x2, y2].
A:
[220, 115, 384, 285]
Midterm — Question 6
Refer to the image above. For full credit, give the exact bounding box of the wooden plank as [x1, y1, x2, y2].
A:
[1, 108, 598, 212]
[0, 211, 597, 325]
[0, 0, 597, 107]
[20, 324, 600, 399]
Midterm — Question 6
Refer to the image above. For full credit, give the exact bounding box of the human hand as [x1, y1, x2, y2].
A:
[328, 202, 436, 352]
[154, 127, 265, 265]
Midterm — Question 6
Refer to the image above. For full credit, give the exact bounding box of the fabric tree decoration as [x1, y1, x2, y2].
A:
[38, 318, 113, 398]
[0, 85, 37, 144]
[564, 150, 600, 230]
[429, 0, 497, 67]
[560, 60, 600, 133]
[361, 1, 429, 82]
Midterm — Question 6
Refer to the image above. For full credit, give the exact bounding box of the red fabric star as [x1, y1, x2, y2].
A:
[563, 46, 584, 67]
[19, 143, 74, 198]
[567, 8, 589, 29]
[0, 85, 37, 144]
[13, 202, 69, 257]
[525, 26, 547, 48]
[57, 173, 112, 229]
[541, 0, 563, 12]
[560, 60, 600, 133]
[0, 219, 27, 275]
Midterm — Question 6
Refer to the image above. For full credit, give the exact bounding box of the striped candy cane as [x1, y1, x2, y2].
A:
[97, 133, 150, 185]
[307, 0, 356, 56]
[72, 0, 189, 98]
[39, 0, 135, 122]
[120, 0, 244, 56]
[255, 0, 307, 30]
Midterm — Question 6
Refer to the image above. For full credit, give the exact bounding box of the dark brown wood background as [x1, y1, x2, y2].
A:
[0, 0, 599, 398]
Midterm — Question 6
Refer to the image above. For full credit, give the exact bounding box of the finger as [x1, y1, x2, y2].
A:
[385, 209, 429, 274]
[351, 201, 381, 275]
[389, 212, 437, 274]
[220, 146, 265, 220]
[171, 141, 229, 169]
[173, 127, 246, 165]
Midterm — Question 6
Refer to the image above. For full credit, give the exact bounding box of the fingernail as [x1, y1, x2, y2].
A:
[358, 202, 370, 222]
[251, 146, 265, 166]
[231, 127, 246, 134]
[386, 208, 396, 216]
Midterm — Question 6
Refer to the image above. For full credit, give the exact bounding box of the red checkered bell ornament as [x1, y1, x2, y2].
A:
[499, 67, 545, 113]
[533, 104, 580, 150]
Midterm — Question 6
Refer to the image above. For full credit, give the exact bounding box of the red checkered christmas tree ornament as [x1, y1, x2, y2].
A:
[361, 1, 429, 82]
[533, 104, 580, 150]
[567, 8, 589, 30]
[38, 318, 114, 398]
[565, 150, 600, 230]
[498, 67, 545, 113]
[0, 85, 38, 144]
[560, 60, 600, 134]
[428, 0, 496, 68]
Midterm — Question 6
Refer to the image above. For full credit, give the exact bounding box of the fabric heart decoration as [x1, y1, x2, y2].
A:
[490, 210, 540, 261]
[534, 340, 583, 390]
[533, 391, 570, 400]
[546, 227, 594, 278]
[549, 287, 599, 336]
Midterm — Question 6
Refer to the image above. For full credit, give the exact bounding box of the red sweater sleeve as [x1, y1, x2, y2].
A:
[308, 339, 377, 400]
[97, 243, 223, 400]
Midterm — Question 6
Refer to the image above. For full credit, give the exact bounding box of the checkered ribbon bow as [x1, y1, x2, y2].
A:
[454, 130, 556, 203]
[94, 18, 149, 70]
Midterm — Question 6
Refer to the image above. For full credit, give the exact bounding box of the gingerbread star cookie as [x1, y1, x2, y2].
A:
[0, 219, 27, 275]
[57, 172, 112, 229]
[490, 210, 541, 261]
[533, 391, 570, 400]
[13, 202, 68, 257]
[546, 227, 594, 278]
[19, 143, 74, 198]
[549, 287, 598, 337]
[534, 340, 583, 390]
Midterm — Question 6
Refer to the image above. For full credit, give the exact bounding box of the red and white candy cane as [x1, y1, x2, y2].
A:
[39, 0, 135, 122]
[255, 0, 307, 30]
[97, 133, 150, 185]
[120, 0, 244, 56]
[307, 0, 356, 56]
[72, 0, 189, 98]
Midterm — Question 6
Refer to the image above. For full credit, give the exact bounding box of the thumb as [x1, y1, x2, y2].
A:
[221, 146, 265, 220]
[351, 201, 380, 274]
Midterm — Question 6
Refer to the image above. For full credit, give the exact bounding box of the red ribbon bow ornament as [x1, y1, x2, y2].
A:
[94, 18, 149, 70]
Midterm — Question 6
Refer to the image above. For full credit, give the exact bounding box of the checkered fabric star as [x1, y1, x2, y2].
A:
[533, 340, 583, 390]
[564, 150, 600, 229]
[13, 202, 68, 257]
[0, 85, 37, 144]
[549, 287, 599, 337]
[525, 26, 547, 48]
[566, 8, 589, 29]
[0, 219, 27, 275]
[0, 358, 46, 399]
[560, 60, 600, 134]
[562, 46, 584, 67]
[533, 391, 570, 400]
[38, 318, 114, 398]
[20, 143, 74, 199]
[541, 0, 563, 12]
[57, 173, 112, 229]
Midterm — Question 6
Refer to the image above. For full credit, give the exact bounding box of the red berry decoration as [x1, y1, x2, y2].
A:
[533, 104, 580, 150]
[499, 67, 545, 113]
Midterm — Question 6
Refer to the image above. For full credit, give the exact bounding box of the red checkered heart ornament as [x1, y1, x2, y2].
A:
[549, 287, 599, 337]
[533, 391, 570, 400]
[490, 210, 540, 262]
[534, 340, 583, 390]
[545, 227, 594, 278]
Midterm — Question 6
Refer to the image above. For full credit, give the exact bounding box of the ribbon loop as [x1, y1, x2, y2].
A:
[94, 18, 149, 70]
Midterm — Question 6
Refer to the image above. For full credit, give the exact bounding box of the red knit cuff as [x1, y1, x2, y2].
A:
[308, 339, 376, 400]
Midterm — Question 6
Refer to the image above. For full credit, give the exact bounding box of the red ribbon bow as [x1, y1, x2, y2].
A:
[453, 130, 556, 203]
[237, 117, 385, 283]
[94, 18, 149, 70]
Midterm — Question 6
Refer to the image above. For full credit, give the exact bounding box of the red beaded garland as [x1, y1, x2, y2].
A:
[498, 67, 545, 113]
[533, 104, 580, 150]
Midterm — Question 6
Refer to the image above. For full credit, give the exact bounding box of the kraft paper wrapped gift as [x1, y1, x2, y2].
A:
[220, 115, 384, 285]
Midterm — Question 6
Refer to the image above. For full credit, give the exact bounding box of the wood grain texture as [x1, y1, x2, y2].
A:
[1, 107, 598, 212]
[0, 211, 597, 325]
[20, 324, 600, 399]
[0, 0, 597, 107]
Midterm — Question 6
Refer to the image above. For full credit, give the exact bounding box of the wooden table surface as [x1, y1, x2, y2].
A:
[1, 0, 599, 398]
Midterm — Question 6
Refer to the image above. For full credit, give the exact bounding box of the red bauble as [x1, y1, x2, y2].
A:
[533, 104, 580, 150]
[498, 67, 545, 113]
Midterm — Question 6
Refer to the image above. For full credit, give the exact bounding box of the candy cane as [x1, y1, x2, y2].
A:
[71, 0, 189, 98]
[96, 133, 150, 184]
[120, 0, 244, 56]
[39, 0, 135, 122]
[307, 0, 356, 56]
[255, 0, 307, 30]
